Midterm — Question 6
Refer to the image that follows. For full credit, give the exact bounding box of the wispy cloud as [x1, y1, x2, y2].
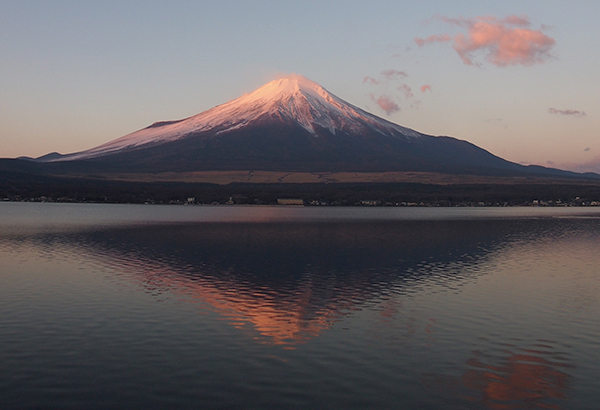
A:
[420, 85, 432, 93]
[381, 69, 408, 80]
[363, 70, 427, 114]
[548, 107, 586, 117]
[416, 15, 555, 67]
[414, 34, 452, 47]
[554, 156, 600, 174]
[397, 84, 413, 98]
[485, 118, 508, 129]
[437, 14, 531, 28]
[371, 94, 400, 115]
[362, 76, 380, 85]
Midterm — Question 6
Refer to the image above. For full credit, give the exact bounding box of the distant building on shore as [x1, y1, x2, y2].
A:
[277, 198, 304, 206]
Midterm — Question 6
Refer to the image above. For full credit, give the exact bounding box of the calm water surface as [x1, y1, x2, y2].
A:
[1, 203, 599, 409]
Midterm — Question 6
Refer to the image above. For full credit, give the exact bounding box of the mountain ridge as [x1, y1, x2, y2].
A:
[22, 74, 598, 180]
[46, 74, 420, 162]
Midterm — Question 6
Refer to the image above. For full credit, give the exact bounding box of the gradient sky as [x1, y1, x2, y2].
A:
[2, 1, 599, 172]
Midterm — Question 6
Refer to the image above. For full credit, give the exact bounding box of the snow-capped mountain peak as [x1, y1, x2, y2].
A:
[50, 74, 420, 162]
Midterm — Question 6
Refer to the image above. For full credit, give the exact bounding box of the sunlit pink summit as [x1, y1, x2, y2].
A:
[58, 75, 419, 161]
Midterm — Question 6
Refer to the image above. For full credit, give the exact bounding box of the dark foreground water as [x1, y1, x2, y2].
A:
[1, 203, 599, 410]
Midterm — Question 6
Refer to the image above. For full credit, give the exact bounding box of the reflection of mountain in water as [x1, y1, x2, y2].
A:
[48, 218, 534, 345]
[9, 216, 590, 346]
[3, 210, 595, 409]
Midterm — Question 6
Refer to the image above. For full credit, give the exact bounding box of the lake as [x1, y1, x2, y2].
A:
[1, 203, 599, 410]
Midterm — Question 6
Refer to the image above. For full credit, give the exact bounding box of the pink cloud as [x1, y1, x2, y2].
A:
[363, 72, 422, 111]
[502, 15, 531, 27]
[548, 107, 586, 117]
[454, 20, 555, 66]
[414, 34, 452, 47]
[420, 85, 432, 93]
[381, 69, 408, 80]
[362, 76, 380, 85]
[371, 94, 400, 115]
[436, 14, 531, 28]
[417, 15, 555, 67]
[397, 84, 413, 98]
[434, 15, 467, 27]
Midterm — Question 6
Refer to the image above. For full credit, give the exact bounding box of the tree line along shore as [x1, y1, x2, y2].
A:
[2, 171, 600, 207]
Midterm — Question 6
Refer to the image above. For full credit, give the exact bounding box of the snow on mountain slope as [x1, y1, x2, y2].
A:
[51, 74, 421, 162]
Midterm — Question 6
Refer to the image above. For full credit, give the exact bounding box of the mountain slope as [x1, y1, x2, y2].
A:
[32, 74, 596, 179]
[50, 75, 420, 163]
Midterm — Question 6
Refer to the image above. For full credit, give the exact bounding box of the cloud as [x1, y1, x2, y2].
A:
[414, 34, 452, 47]
[363, 71, 424, 112]
[371, 94, 400, 115]
[485, 118, 508, 129]
[381, 69, 408, 80]
[436, 14, 531, 29]
[420, 85, 432, 93]
[548, 108, 586, 117]
[416, 15, 555, 67]
[502, 15, 531, 27]
[397, 84, 414, 98]
[554, 156, 600, 174]
[362, 76, 380, 85]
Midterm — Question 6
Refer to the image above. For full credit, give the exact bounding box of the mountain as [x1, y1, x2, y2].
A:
[29, 75, 595, 179]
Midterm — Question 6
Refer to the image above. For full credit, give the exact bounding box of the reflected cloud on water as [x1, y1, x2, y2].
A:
[424, 340, 573, 410]
[464, 350, 570, 409]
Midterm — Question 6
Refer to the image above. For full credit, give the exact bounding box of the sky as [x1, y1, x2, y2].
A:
[1, 0, 599, 173]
